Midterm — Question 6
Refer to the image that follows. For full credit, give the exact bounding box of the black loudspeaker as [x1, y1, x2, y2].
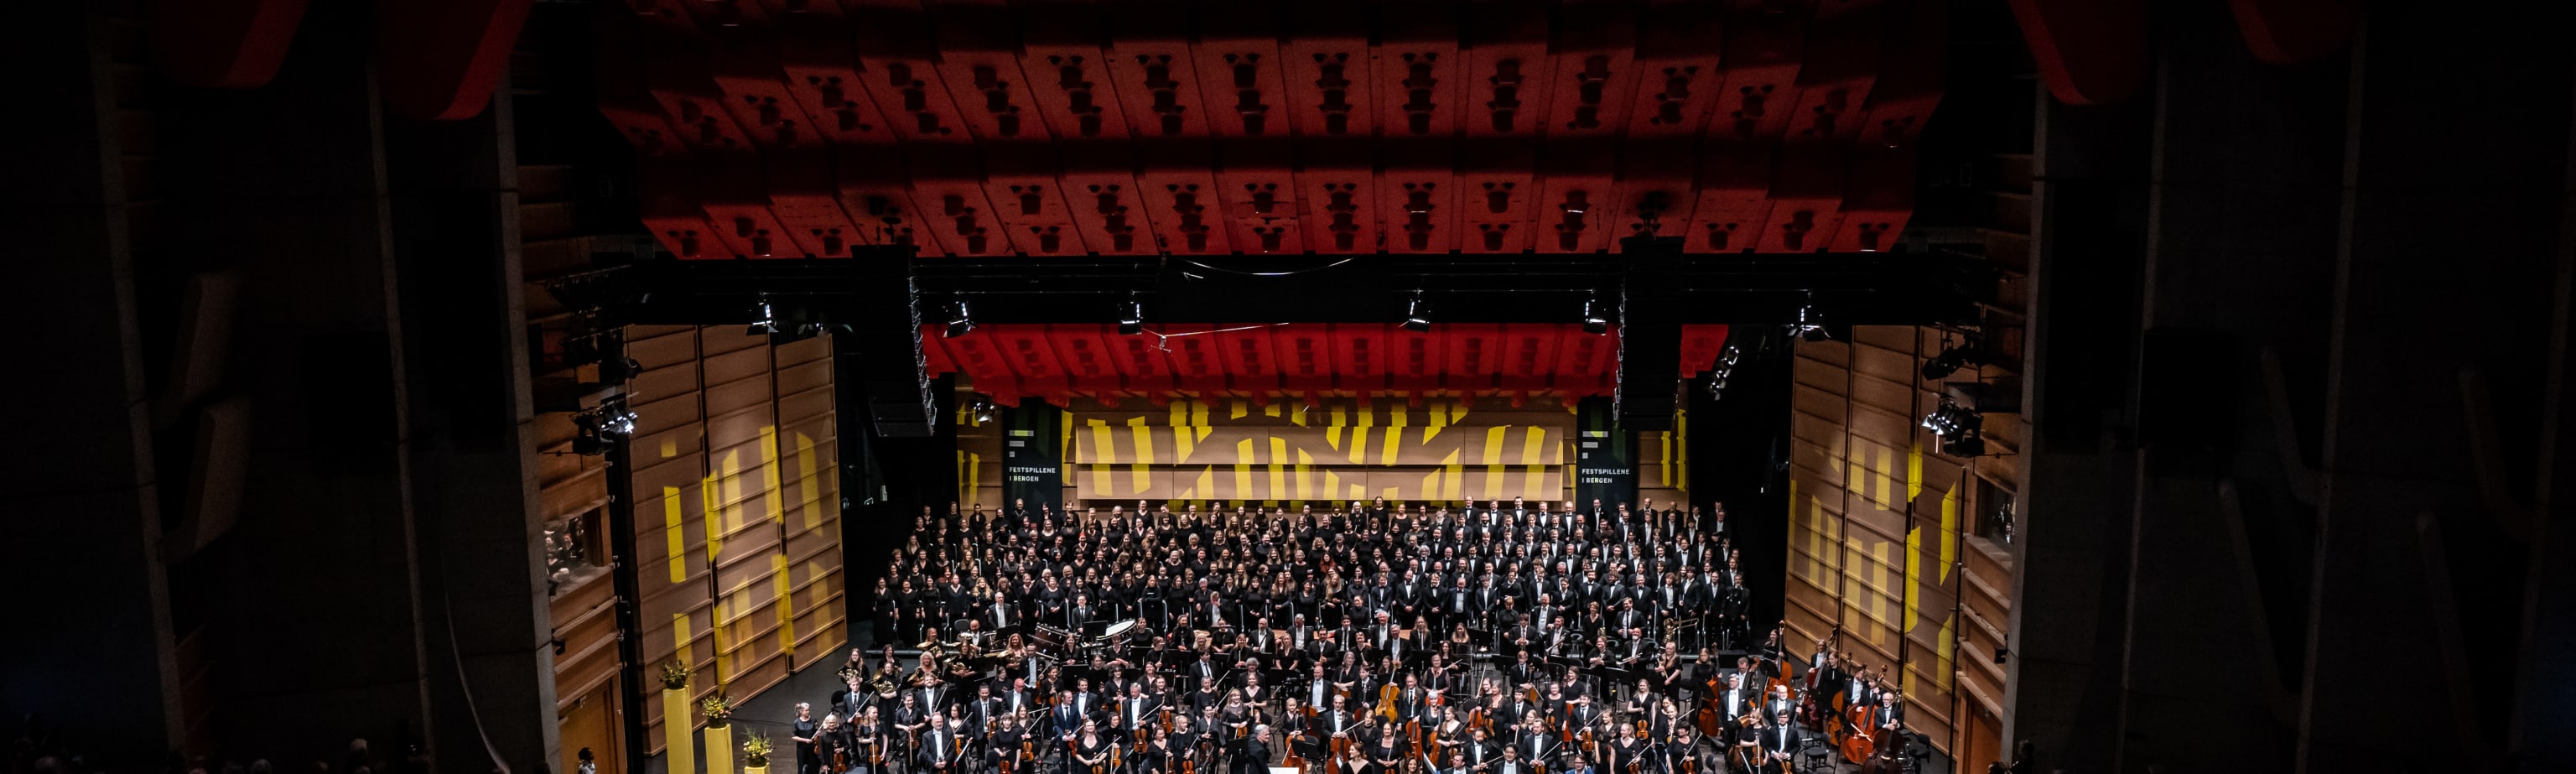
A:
[847, 263, 937, 437]
[1615, 236, 1685, 431]
[2137, 327, 2238, 455]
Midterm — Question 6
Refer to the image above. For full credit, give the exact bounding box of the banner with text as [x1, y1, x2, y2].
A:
[1000, 403, 1067, 512]
[1574, 397, 1637, 512]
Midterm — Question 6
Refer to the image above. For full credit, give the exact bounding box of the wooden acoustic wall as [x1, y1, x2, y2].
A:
[1783, 325, 2005, 756]
[626, 325, 846, 753]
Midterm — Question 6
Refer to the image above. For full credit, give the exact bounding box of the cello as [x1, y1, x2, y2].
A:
[1839, 704, 1876, 766]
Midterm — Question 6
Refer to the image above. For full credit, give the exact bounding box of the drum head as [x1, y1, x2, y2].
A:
[1104, 620, 1139, 637]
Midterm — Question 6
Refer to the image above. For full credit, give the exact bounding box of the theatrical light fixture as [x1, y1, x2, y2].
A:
[1581, 297, 1610, 335]
[1117, 298, 1145, 335]
[965, 396, 996, 424]
[1922, 337, 1974, 381]
[944, 299, 976, 338]
[1704, 344, 1742, 399]
[1921, 397, 1986, 456]
[746, 297, 776, 336]
[1792, 295, 1829, 342]
[1400, 292, 1431, 333]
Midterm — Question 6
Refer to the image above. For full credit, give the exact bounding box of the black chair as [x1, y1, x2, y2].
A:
[1794, 737, 1833, 774]
[1902, 731, 1935, 774]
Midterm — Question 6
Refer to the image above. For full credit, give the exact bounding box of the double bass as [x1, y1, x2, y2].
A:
[1839, 704, 1877, 766]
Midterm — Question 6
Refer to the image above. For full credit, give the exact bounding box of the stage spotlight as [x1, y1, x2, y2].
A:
[1117, 298, 1145, 335]
[614, 407, 639, 437]
[600, 356, 643, 383]
[1401, 292, 1431, 332]
[1721, 345, 1741, 366]
[945, 299, 976, 338]
[970, 397, 996, 424]
[1922, 340, 1972, 381]
[1793, 299, 1829, 342]
[1581, 298, 1609, 335]
[746, 297, 777, 336]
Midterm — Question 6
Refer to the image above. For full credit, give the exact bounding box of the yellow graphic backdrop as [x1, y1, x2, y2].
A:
[1070, 397, 1569, 502]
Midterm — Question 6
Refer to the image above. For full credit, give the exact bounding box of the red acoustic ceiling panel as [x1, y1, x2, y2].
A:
[850, 0, 973, 143]
[636, 157, 723, 260]
[698, 157, 794, 258]
[1457, 139, 1538, 253]
[1137, 143, 1232, 254]
[1373, 2, 1460, 139]
[1623, 3, 1724, 138]
[1462, 0, 1558, 138]
[1218, 325, 1284, 393]
[1379, 138, 1459, 253]
[907, 145, 1010, 256]
[1296, 140, 1379, 253]
[1104, 1, 1211, 140]
[836, 148, 935, 253]
[766, 147, 865, 257]
[765, 0, 895, 147]
[985, 143, 1089, 256]
[1215, 140, 1303, 254]
[1542, 1, 1641, 138]
[1194, 5, 1290, 138]
[701, 8, 821, 150]
[1284, 1, 1377, 138]
[598, 0, 1943, 259]
[1497, 325, 1566, 392]
[1061, 156, 1148, 254]
[935, 2, 1048, 143]
[1386, 325, 1446, 392]
[2227, 0, 2360, 65]
[2007, 0, 2149, 106]
[1047, 325, 1124, 400]
[1160, 325, 1232, 394]
[920, 324, 1695, 403]
[1017, 2, 1123, 142]
[1273, 325, 1337, 394]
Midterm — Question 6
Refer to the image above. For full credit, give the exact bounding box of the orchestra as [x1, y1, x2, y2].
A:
[828, 496, 1909, 774]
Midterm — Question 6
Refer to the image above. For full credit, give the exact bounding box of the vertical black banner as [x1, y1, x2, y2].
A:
[1000, 402, 1066, 512]
[1575, 396, 1638, 512]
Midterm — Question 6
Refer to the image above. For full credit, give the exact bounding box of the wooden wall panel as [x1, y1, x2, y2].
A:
[1779, 327, 2003, 756]
[626, 326, 844, 754]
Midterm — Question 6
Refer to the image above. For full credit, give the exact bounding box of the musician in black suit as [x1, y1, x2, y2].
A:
[1758, 711, 1797, 771]
[917, 710, 962, 773]
[1237, 725, 1275, 774]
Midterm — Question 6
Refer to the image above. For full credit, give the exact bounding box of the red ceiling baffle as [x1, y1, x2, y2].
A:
[1218, 325, 1285, 397]
[836, 144, 938, 255]
[1782, 0, 1885, 148]
[929, 2, 1080, 257]
[1540, 0, 1642, 139]
[994, 325, 1072, 400]
[1757, 143, 1846, 253]
[1017, 0, 1130, 142]
[1684, 143, 1774, 253]
[987, 143, 1091, 256]
[1061, 147, 1149, 255]
[934, 0, 1044, 143]
[1441, 325, 1507, 397]
[1370, 1, 1461, 142]
[761, 0, 895, 147]
[1457, 1, 1550, 254]
[1607, 137, 1700, 251]
[1296, 137, 1380, 254]
[597, 14, 722, 260]
[1274, 325, 1339, 400]
[1198, 3, 1300, 256]
[908, 139, 1011, 257]
[1161, 325, 1232, 396]
[1379, 135, 1460, 253]
[940, 327, 1026, 404]
[1330, 324, 1394, 397]
[920, 325, 960, 377]
[622, 11, 796, 260]
[1552, 326, 1621, 398]
[1831, 0, 1947, 253]
[1386, 323, 1447, 398]
[1283, 0, 1379, 140]
[1620, 2, 1724, 141]
[1693, 0, 1810, 254]
[1536, 137, 1618, 253]
[693, 1, 859, 259]
[2227, 0, 2360, 65]
[377, 0, 532, 121]
[1103, 0, 1213, 142]
[1217, 138, 1306, 254]
[692, 1, 816, 150]
[1047, 325, 1126, 404]
[1496, 324, 1567, 398]
[1106, 328, 1179, 397]
[1193, 3, 1291, 140]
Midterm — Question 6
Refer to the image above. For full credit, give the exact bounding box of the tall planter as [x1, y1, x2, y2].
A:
[704, 723, 735, 774]
[661, 688, 697, 774]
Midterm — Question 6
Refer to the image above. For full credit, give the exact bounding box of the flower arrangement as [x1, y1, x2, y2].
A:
[659, 660, 691, 691]
[702, 694, 735, 725]
[742, 735, 774, 768]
